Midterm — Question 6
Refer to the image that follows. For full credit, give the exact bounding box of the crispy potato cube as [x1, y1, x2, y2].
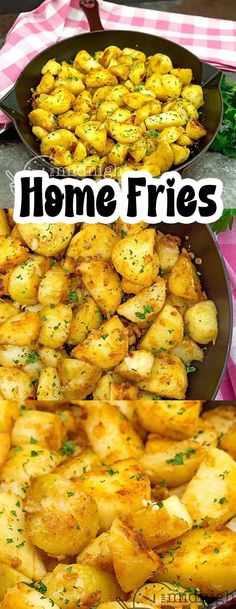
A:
[109, 516, 160, 592]
[11, 409, 64, 450]
[182, 447, 236, 525]
[1, 583, 60, 609]
[181, 84, 204, 109]
[117, 278, 166, 328]
[107, 142, 129, 166]
[36, 367, 63, 402]
[0, 302, 18, 324]
[155, 233, 180, 271]
[71, 316, 129, 370]
[145, 111, 182, 131]
[67, 224, 119, 261]
[36, 86, 75, 114]
[85, 68, 118, 88]
[38, 265, 69, 305]
[39, 304, 72, 348]
[0, 444, 63, 487]
[127, 495, 192, 548]
[155, 528, 236, 596]
[28, 108, 56, 131]
[0, 564, 31, 602]
[136, 400, 202, 439]
[77, 532, 113, 573]
[138, 303, 184, 354]
[76, 459, 151, 530]
[17, 223, 74, 256]
[115, 350, 154, 382]
[8, 255, 48, 306]
[67, 296, 102, 345]
[184, 300, 218, 344]
[0, 236, 28, 270]
[58, 357, 101, 400]
[0, 492, 46, 580]
[78, 260, 122, 318]
[77, 400, 143, 463]
[168, 249, 203, 301]
[138, 353, 187, 399]
[56, 450, 100, 480]
[42, 563, 123, 609]
[140, 435, 205, 486]
[0, 311, 40, 346]
[202, 405, 236, 437]
[25, 474, 99, 555]
[108, 119, 141, 143]
[109, 381, 139, 400]
[36, 71, 55, 95]
[186, 120, 206, 140]
[112, 229, 157, 286]
[171, 143, 190, 165]
[171, 67, 193, 85]
[171, 336, 204, 365]
[41, 59, 61, 75]
[75, 120, 107, 152]
[0, 367, 34, 400]
[41, 129, 77, 154]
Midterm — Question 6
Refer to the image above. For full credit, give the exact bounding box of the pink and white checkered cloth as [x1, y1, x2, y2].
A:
[0, 0, 235, 398]
[0, 0, 236, 128]
[217, 223, 236, 400]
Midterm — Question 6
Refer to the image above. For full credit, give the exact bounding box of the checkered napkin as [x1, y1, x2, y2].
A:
[216, 224, 236, 400]
[0, 0, 236, 128]
[0, 0, 235, 399]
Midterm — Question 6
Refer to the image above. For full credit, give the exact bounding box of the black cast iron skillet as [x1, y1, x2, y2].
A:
[0, 0, 223, 174]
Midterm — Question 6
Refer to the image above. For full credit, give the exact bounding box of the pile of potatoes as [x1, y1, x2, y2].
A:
[0, 212, 218, 401]
[0, 210, 218, 400]
[0, 399, 236, 608]
[28, 46, 206, 177]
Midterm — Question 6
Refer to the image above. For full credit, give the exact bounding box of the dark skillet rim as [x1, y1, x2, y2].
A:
[0, 28, 223, 173]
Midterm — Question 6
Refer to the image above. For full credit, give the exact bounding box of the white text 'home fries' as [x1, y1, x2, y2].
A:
[0, 400, 236, 608]
[0, 213, 218, 400]
[28, 46, 206, 177]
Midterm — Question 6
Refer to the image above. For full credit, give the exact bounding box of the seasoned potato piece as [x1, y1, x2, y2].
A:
[8, 255, 48, 306]
[46, 145, 73, 167]
[138, 304, 184, 354]
[140, 435, 205, 486]
[171, 67, 193, 85]
[78, 260, 122, 318]
[0, 492, 46, 580]
[176, 132, 194, 146]
[109, 381, 139, 400]
[72, 316, 129, 371]
[56, 75, 85, 96]
[0, 367, 34, 400]
[97, 101, 119, 122]
[108, 119, 141, 143]
[155, 233, 180, 272]
[127, 495, 192, 548]
[77, 401, 143, 463]
[74, 90, 93, 113]
[172, 143, 190, 165]
[117, 279, 166, 328]
[0, 311, 40, 346]
[171, 336, 204, 365]
[100, 45, 122, 68]
[77, 532, 113, 573]
[114, 220, 148, 237]
[161, 74, 182, 99]
[143, 142, 173, 175]
[109, 517, 160, 592]
[25, 474, 99, 555]
[67, 296, 102, 345]
[136, 400, 202, 439]
[36, 71, 55, 95]
[186, 120, 206, 140]
[73, 140, 87, 161]
[74, 49, 100, 72]
[67, 224, 119, 261]
[56, 450, 100, 480]
[168, 249, 203, 301]
[148, 53, 173, 75]
[1, 583, 60, 609]
[75, 120, 107, 153]
[58, 357, 101, 400]
[39, 304, 72, 348]
[41, 59, 61, 75]
[29, 109, 56, 131]
[41, 129, 77, 154]
[0, 564, 31, 602]
[11, 409, 64, 450]
[138, 353, 187, 399]
[181, 84, 204, 109]
[184, 300, 218, 344]
[36, 86, 75, 114]
[43, 563, 123, 609]
[182, 447, 236, 525]
[66, 155, 100, 176]
[203, 406, 236, 434]
[0, 301, 18, 324]
[0, 236, 28, 270]
[0, 444, 62, 487]
[145, 111, 182, 131]
[107, 142, 129, 166]
[17, 223, 74, 256]
[157, 126, 183, 144]
[155, 528, 236, 596]
[38, 265, 69, 305]
[112, 229, 157, 286]
[58, 110, 88, 131]
[76, 459, 151, 530]
[115, 350, 154, 382]
[122, 48, 146, 61]
[85, 68, 117, 88]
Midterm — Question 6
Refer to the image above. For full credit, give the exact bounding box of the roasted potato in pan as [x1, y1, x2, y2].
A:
[0, 216, 218, 400]
[29, 46, 206, 177]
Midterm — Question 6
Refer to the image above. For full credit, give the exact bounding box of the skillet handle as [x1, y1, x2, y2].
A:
[79, 0, 104, 31]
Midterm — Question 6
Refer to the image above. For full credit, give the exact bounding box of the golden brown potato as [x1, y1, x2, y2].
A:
[136, 400, 202, 439]
[1, 583, 60, 609]
[77, 400, 143, 463]
[29, 108, 57, 131]
[67, 224, 119, 261]
[117, 278, 166, 328]
[154, 528, 236, 597]
[58, 357, 101, 400]
[0, 302, 18, 324]
[17, 223, 74, 256]
[140, 435, 205, 486]
[112, 229, 157, 286]
[78, 260, 122, 318]
[0, 492, 46, 580]
[184, 300, 218, 344]
[109, 516, 160, 592]
[0, 564, 31, 602]
[75, 120, 107, 152]
[138, 353, 187, 399]
[67, 296, 102, 345]
[182, 447, 236, 525]
[168, 249, 203, 301]
[25, 473, 99, 555]
[0, 311, 40, 346]
[115, 350, 154, 382]
[0, 443, 63, 487]
[56, 449, 100, 480]
[0, 367, 34, 400]
[0, 210, 10, 237]
[0, 237, 28, 270]
[71, 316, 129, 370]
[39, 304, 72, 348]
[38, 265, 69, 305]
[8, 255, 48, 305]
[77, 531, 113, 573]
[181, 84, 204, 109]
[11, 409, 64, 450]
[171, 336, 204, 365]
[148, 53, 173, 75]
[138, 304, 184, 354]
